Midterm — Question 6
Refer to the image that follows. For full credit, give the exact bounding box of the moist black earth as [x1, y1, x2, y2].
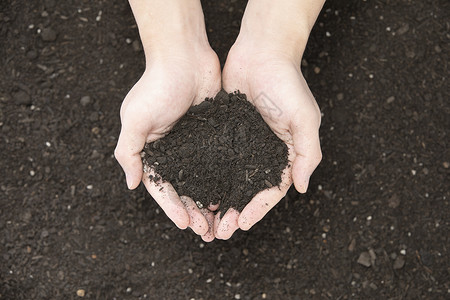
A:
[143, 90, 288, 214]
[1, 0, 449, 299]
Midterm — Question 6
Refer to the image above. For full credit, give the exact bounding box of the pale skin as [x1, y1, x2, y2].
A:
[115, 0, 325, 241]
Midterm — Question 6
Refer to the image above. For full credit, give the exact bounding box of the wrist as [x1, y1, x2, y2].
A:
[234, 27, 309, 65]
[235, 0, 324, 64]
[129, 0, 211, 62]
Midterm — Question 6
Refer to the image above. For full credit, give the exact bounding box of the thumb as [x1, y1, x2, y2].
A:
[291, 113, 322, 193]
[114, 125, 147, 190]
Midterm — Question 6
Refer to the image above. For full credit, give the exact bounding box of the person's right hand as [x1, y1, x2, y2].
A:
[114, 44, 221, 242]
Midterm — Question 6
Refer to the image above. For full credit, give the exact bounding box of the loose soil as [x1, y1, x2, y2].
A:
[1, 0, 448, 299]
[143, 90, 288, 214]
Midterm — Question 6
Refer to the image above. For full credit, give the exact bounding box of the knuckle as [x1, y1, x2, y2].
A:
[315, 150, 323, 164]
[114, 147, 125, 162]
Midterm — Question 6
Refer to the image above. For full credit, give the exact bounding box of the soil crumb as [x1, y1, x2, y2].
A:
[142, 90, 288, 214]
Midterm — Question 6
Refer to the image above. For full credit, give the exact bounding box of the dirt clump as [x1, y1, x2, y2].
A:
[142, 90, 289, 214]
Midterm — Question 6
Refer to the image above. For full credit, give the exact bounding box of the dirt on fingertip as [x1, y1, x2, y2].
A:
[142, 90, 289, 214]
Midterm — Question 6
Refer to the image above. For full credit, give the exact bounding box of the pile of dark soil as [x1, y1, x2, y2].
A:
[142, 90, 288, 213]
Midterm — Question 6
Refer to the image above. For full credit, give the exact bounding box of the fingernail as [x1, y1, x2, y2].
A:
[298, 175, 310, 193]
[125, 173, 133, 189]
[302, 175, 310, 193]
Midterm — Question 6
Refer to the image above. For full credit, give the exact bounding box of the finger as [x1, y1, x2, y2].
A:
[216, 208, 240, 240]
[180, 196, 208, 236]
[208, 202, 220, 211]
[114, 125, 147, 190]
[238, 166, 292, 231]
[290, 110, 322, 193]
[142, 171, 190, 230]
[201, 209, 216, 242]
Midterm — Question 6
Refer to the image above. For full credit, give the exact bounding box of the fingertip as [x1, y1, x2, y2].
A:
[142, 177, 190, 230]
[189, 223, 208, 236]
[292, 156, 313, 194]
[201, 232, 215, 243]
[208, 202, 220, 211]
[293, 177, 309, 194]
[126, 171, 143, 190]
[115, 126, 147, 190]
[179, 196, 208, 235]
[216, 209, 239, 240]
[188, 215, 208, 236]
[173, 217, 189, 230]
[238, 214, 253, 231]
[201, 209, 216, 242]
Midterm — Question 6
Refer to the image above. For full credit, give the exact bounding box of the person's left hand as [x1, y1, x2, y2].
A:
[215, 43, 322, 239]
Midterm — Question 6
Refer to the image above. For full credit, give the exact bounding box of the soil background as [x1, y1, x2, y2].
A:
[1, 0, 449, 299]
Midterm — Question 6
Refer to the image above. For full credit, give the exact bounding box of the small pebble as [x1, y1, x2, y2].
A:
[132, 40, 142, 52]
[76, 289, 85, 297]
[386, 96, 395, 103]
[57, 270, 64, 281]
[396, 23, 410, 35]
[336, 93, 344, 100]
[41, 28, 57, 42]
[80, 96, 91, 106]
[393, 256, 405, 269]
[348, 238, 356, 252]
[400, 249, 406, 255]
[388, 194, 400, 208]
[357, 252, 372, 267]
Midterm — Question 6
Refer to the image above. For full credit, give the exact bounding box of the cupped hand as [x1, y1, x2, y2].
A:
[114, 46, 221, 242]
[216, 44, 322, 239]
